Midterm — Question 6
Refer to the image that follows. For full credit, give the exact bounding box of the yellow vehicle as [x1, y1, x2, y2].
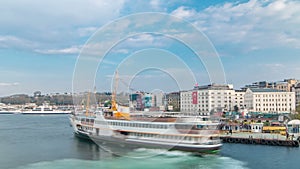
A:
[262, 126, 286, 135]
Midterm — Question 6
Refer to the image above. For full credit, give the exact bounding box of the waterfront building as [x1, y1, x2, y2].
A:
[242, 79, 298, 92]
[143, 93, 152, 108]
[275, 79, 297, 92]
[244, 88, 295, 113]
[130, 92, 161, 110]
[152, 91, 164, 108]
[234, 90, 245, 110]
[166, 92, 180, 111]
[180, 84, 237, 114]
[129, 92, 144, 110]
[293, 83, 300, 106]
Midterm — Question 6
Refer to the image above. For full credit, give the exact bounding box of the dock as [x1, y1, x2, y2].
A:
[220, 132, 299, 147]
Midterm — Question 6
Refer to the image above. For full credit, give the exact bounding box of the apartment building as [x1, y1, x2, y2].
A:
[180, 84, 237, 114]
[244, 88, 295, 113]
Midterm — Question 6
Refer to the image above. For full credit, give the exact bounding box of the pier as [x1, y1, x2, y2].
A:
[220, 132, 300, 147]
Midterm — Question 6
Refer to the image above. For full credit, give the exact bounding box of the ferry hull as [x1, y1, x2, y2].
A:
[74, 130, 92, 140]
[89, 135, 221, 155]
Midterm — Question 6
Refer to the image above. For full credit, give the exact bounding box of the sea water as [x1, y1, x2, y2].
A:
[0, 114, 299, 169]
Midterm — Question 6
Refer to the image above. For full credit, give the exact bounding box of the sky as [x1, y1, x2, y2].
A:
[1, 0, 300, 96]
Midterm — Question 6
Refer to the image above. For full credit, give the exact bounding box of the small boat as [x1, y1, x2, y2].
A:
[0, 108, 22, 114]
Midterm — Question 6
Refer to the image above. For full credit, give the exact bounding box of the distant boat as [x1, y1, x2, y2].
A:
[21, 104, 71, 115]
[0, 110, 14, 114]
[0, 108, 22, 114]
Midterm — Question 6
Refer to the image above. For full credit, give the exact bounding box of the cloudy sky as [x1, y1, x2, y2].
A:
[1, 0, 300, 96]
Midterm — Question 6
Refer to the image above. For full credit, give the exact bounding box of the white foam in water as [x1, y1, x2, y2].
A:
[14, 155, 249, 169]
[216, 156, 249, 169]
[131, 148, 192, 158]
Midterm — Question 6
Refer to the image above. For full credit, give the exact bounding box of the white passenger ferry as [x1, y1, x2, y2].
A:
[70, 72, 221, 154]
[70, 103, 222, 154]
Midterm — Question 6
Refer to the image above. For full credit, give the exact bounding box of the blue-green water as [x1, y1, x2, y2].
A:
[0, 115, 299, 169]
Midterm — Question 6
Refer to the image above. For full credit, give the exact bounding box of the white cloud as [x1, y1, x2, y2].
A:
[114, 34, 168, 49]
[0, 35, 38, 49]
[150, 0, 161, 9]
[127, 34, 154, 43]
[263, 63, 285, 68]
[35, 45, 82, 55]
[0, 82, 19, 87]
[113, 49, 129, 54]
[0, 0, 125, 49]
[172, 0, 300, 51]
[171, 6, 197, 19]
[77, 27, 98, 37]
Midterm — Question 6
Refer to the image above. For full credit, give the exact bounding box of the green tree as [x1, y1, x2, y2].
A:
[263, 120, 270, 126]
[234, 105, 239, 112]
[296, 105, 300, 113]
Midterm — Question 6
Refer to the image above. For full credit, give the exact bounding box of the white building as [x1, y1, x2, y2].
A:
[180, 84, 239, 114]
[234, 90, 245, 110]
[294, 84, 300, 107]
[250, 123, 263, 133]
[152, 91, 164, 107]
[244, 88, 295, 113]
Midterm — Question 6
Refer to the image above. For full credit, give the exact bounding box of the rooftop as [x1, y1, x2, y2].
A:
[194, 83, 233, 90]
[249, 88, 286, 93]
